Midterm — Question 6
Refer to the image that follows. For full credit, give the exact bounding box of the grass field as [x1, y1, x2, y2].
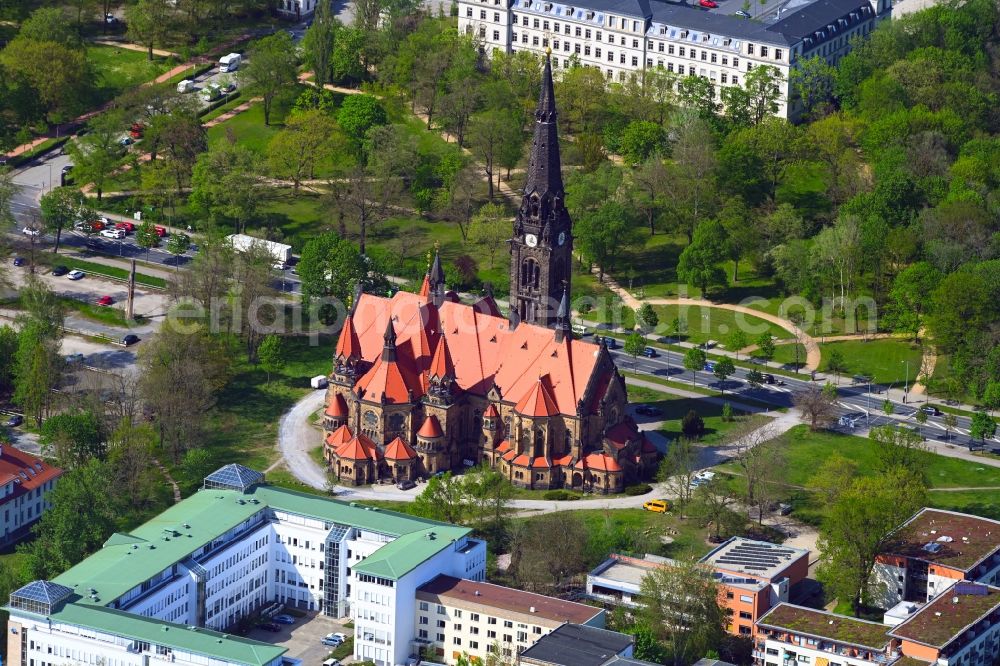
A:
[627, 384, 771, 445]
[770, 343, 808, 369]
[87, 45, 172, 101]
[45, 257, 167, 288]
[817, 339, 923, 386]
[568, 507, 714, 561]
[206, 102, 286, 153]
[651, 304, 793, 346]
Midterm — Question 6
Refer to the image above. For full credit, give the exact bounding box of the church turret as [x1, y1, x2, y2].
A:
[509, 50, 573, 328]
[554, 283, 570, 343]
[382, 320, 397, 362]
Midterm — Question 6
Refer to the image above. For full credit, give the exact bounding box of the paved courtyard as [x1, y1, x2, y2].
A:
[243, 611, 354, 664]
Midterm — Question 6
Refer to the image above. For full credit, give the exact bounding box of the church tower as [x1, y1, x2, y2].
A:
[509, 51, 572, 328]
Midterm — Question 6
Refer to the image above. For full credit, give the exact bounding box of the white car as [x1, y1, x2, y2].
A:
[695, 471, 716, 481]
[100, 228, 125, 239]
[22, 226, 40, 237]
[67, 270, 85, 280]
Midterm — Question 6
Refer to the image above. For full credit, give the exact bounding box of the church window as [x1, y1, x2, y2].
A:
[363, 410, 378, 427]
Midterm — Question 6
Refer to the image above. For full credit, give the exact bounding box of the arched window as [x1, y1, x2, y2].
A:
[532, 262, 540, 288]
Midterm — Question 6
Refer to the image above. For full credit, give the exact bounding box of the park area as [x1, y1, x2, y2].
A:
[88, 45, 173, 102]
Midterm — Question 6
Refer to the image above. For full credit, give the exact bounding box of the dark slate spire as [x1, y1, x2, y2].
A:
[382, 319, 397, 362]
[429, 248, 446, 305]
[523, 50, 563, 200]
[554, 283, 570, 343]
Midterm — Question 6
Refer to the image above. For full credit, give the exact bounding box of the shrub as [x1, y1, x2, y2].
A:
[624, 483, 653, 496]
[681, 410, 705, 439]
[543, 489, 580, 501]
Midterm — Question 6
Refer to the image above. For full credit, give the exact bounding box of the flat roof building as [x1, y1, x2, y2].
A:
[414, 575, 604, 664]
[6, 464, 486, 666]
[518, 623, 635, 666]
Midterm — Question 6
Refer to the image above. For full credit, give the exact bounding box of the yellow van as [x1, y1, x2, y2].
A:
[642, 499, 670, 513]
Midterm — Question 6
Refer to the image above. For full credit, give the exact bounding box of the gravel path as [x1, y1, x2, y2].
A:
[275, 389, 329, 489]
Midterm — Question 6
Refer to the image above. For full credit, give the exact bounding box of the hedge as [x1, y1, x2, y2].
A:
[624, 483, 653, 496]
[542, 489, 581, 501]
[5, 136, 70, 168]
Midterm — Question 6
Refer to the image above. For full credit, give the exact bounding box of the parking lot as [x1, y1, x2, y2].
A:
[244, 610, 354, 664]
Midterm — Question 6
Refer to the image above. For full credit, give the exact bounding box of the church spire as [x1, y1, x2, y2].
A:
[523, 50, 563, 200]
[554, 283, 570, 343]
[382, 320, 397, 362]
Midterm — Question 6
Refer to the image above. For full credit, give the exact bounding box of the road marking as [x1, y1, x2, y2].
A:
[926, 420, 946, 431]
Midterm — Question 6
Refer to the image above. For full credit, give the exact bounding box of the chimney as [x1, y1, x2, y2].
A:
[530, 606, 536, 613]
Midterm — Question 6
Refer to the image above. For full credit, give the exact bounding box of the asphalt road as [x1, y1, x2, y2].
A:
[605, 343, 998, 450]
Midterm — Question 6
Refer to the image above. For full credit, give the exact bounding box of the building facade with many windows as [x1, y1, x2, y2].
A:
[458, 0, 891, 119]
[0, 443, 61, 548]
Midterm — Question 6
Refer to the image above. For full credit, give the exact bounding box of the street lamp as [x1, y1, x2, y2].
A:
[902, 360, 910, 403]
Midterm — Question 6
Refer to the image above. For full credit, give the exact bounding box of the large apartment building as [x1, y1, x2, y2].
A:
[587, 537, 810, 637]
[0, 443, 61, 547]
[5, 464, 485, 666]
[413, 574, 605, 664]
[458, 0, 891, 119]
[873, 509, 1000, 609]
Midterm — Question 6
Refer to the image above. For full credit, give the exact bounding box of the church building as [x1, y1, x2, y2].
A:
[321, 54, 657, 493]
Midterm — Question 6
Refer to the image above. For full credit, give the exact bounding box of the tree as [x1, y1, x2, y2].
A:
[575, 201, 638, 281]
[677, 219, 728, 296]
[297, 232, 385, 309]
[914, 408, 928, 435]
[663, 113, 718, 242]
[808, 454, 858, 504]
[0, 38, 91, 122]
[467, 203, 510, 268]
[241, 32, 299, 125]
[0, 168, 20, 230]
[125, 0, 173, 60]
[728, 422, 783, 525]
[684, 348, 706, 387]
[165, 232, 190, 270]
[882, 399, 894, 416]
[943, 413, 958, 442]
[636, 304, 659, 334]
[267, 109, 340, 190]
[39, 186, 87, 254]
[462, 464, 514, 538]
[971, 412, 998, 447]
[189, 143, 267, 233]
[722, 65, 783, 128]
[756, 332, 775, 363]
[624, 331, 645, 367]
[886, 262, 942, 341]
[135, 220, 159, 261]
[790, 55, 836, 119]
[984, 382, 1000, 414]
[619, 120, 666, 165]
[13, 319, 61, 427]
[726, 330, 748, 360]
[677, 76, 719, 119]
[639, 558, 727, 666]
[413, 472, 467, 524]
[39, 410, 104, 469]
[869, 425, 925, 475]
[512, 512, 588, 592]
[825, 348, 847, 384]
[145, 109, 206, 194]
[817, 467, 927, 615]
[681, 410, 705, 439]
[794, 384, 837, 430]
[468, 109, 522, 200]
[257, 334, 285, 385]
[17, 459, 118, 580]
[301, 1, 337, 87]
[746, 368, 764, 389]
[337, 95, 387, 147]
[66, 111, 126, 200]
[18, 7, 80, 45]
[691, 478, 744, 540]
[657, 438, 698, 505]
[713, 357, 736, 392]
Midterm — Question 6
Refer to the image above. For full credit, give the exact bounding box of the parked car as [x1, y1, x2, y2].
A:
[272, 614, 295, 625]
[762, 373, 776, 384]
[101, 228, 126, 239]
[67, 270, 85, 280]
[699, 0, 718, 6]
[129, 122, 145, 139]
[920, 405, 943, 416]
[12, 257, 24, 266]
[642, 347, 658, 358]
[22, 226, 40, 237]
[122, 334, 141, 346]
[322, 659, 342, 666]
[119, 136, 133, 146]
[635, 405, 663, 416]
[105, 12, 119, 23]
[89, 220, 106, 231]
[735, 8, 751, 16]
[256, 623, 280, 633]
[51, 265, 69, 276]
[115, 221, 135, 233]
[221, 82, 237, 94]
[154, 225, 167, 237]
[5, 415, 23, 427]
[776, 503, 793, 516]
[642, 499, 670, 513]
[396, 479, 417, 490]
[695, 471, 716, 481]
[704, 361, 716, 372]
[64, 353, 85, 364]
[97, 295, 113, 306]
[321, 633, 345, 647]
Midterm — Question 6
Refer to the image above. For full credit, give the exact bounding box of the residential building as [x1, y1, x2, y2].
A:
[0, 443, 62, 547]
[755, 582, 1000, 666]
[413, 574, 605, 664]
[275, 0, 315, 19]
[755, 603, 898, 666]
[5, 464, 486, 666]
[518, 622, 636, 666]
[323, 54, 656, 493]
[587, 538, 810, 636]
[873, 509, 1000, 608]
[458, 0, 890, 120]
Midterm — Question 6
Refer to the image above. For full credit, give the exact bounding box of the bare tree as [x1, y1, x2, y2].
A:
[794, 384, 838, 430]
[327, 164, 404, 255]
[657, 437, 699, 505]
[729, 421, 783, 525]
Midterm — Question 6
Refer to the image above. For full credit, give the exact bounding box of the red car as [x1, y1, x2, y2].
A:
[129, 122, 145, 139]
[154, 225, 167, 237]
[90, 220, 106, 231]
[97, 295, 113, 306]
[699, 0, 718, 7]
[115, 222, 135, 233]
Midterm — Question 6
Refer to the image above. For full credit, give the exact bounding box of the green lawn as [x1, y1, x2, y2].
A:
[43, 256, 166, 288]
[818, 339, 923, 386]
[206, 102, 286, 153]
[564, 508, 714, 561]
[87, 45, 172, 101]
[626, 384, 771, 445]
[770, 343, 808, 369]
[651, 304, 793, 346]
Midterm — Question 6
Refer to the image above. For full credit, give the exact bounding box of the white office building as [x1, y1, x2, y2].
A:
[5, 464, 486, 666]
[0, 443, 62, 548]
[459, 0, 891, 119]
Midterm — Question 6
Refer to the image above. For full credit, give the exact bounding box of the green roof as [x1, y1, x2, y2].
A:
[757, 603, 890, 649]
[46, 602, 285, 666]
[52, 483, 471, 605]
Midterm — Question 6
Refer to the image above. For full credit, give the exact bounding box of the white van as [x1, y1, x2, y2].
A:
[219, 53, 241, 72]
[176, 79, 195, 94]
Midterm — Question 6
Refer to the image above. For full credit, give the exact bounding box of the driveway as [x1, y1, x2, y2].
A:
[244, 611, 349, 664]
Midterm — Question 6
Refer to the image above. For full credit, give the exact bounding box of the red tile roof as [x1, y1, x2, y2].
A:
[325, 393, 348, 418]
[606, 420, 638, 446]
[0, 444, 62, 501]
[417, 414, 444, 439]
[384, 437, 418, 461]
[355, 348, 424, 404]
[514, 375, 559, 417]
[575, 453, 622, 472]
[326, 424, 354, 449]
[336, 433, 381, 461]
[495, 440, 511, 453]
[419, 275, 431, 298]
[484, 404, 500, 418]
[348, 292, 605, 416]
[428, 334, 455, 380]
[416, 574, 602, 625]
[335, 316, 361, 360]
